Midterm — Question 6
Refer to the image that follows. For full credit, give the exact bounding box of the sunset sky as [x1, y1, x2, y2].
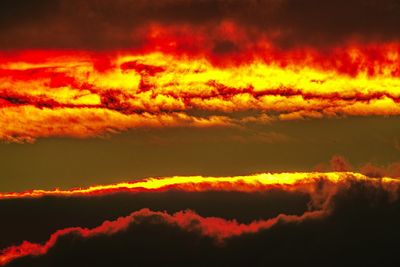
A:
[1, 1, 400, 266]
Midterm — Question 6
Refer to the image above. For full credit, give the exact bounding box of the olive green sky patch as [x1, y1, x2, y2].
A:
[0, 116, 399, 191]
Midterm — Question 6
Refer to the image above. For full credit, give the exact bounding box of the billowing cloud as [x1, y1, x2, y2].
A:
[360, 162, 400, 178]
[0, 208, 324, 265]
[0, 189, 310, 250]
[0, 172, 399, 266]
[1, 42, 400, 142]
[330, 155, 353, 172]
[314, 156, 400, 178]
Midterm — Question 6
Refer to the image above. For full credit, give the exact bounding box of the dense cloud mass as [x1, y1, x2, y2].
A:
[1, 0, 400, 50]
[0, 190, 310, 249]
[2, 46, 400, 142]
[2, 1, 400, 142]
[1, 175, 399, 266]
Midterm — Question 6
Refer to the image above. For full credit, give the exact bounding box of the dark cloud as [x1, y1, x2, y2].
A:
[0, 190, 309, 249]
[4, 179, 400, 267]
[1, 0, 400, 50]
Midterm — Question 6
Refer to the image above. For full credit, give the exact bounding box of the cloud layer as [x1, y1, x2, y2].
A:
[1, 172, 399, 266]
[1, 43, 400, 142]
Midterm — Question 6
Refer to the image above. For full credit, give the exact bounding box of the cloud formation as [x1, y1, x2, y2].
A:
[0, 172, 385, 199]
[1, 43, 400, 142]
[360, 162, 400, 178]
[1, 173, 399, 266]
[0, 190, 310, 250]
[0, 208, 324, 265]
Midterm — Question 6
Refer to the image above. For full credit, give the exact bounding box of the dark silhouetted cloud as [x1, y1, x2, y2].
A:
[1, 175, 400, 266]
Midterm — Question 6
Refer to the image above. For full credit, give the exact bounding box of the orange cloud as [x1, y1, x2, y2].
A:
[360, 162, 400, 178]
[1, 39, 400, 141]
[0, 106, 233, 143]
[330, 155, 353, 172]
[1, 172, 398, 204]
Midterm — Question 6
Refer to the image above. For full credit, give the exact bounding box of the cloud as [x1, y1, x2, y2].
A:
[315, 156, 400, 177]
[1, 0, 400, 50]
[1, 46, 400, 142]
[0, 172, 399, 249]
[360, 162, 400, 178]
[0, 107, 234, 143]
[1, 174, 399, 266]
[0, 189, 310, 250]
[330, 155, 353, 172]
[0, 208, 324, 265]
[0, 172, 371, 200]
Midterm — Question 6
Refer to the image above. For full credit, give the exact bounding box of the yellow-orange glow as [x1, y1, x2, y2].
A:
[1, 172, 398, 199]
[1, 44, 400, 141]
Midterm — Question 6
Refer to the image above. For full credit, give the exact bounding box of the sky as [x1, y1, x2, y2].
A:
[1, 116, 400, 191]
[0, 0, 399, 191]
[0, 1, 400, 266]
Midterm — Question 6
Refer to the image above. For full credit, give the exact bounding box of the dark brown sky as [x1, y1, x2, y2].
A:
[1, 0, 400, 50]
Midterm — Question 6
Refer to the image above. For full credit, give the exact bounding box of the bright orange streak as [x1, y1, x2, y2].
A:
[1, 42, 400, 141]
[1, 172, 398, 200]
